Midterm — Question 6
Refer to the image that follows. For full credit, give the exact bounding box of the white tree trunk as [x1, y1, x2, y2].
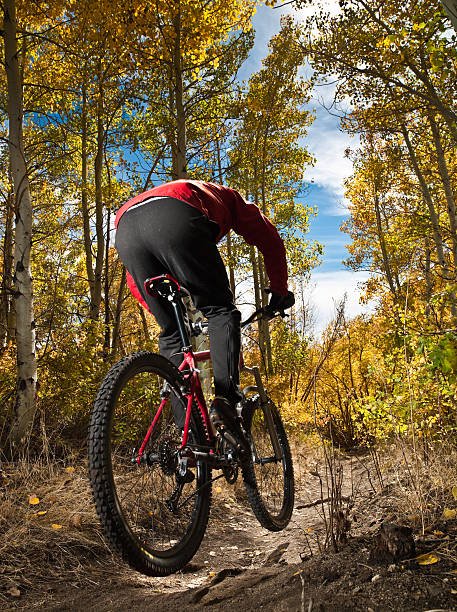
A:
[3, 0, 38, 442]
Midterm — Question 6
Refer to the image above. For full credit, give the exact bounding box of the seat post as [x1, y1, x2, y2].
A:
[170, 297, 192, 352]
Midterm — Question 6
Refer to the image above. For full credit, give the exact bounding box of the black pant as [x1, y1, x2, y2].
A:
[115, 197, 242, 425]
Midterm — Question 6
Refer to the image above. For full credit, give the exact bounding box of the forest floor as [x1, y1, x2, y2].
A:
[2, 447, 457, 612]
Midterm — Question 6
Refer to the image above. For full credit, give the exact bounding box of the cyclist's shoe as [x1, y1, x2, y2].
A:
[210, 397, 251, 462]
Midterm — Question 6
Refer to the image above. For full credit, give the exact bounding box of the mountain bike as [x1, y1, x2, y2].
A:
[88, 274, 294, 576]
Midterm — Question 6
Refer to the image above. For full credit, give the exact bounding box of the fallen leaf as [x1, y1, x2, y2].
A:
[452, 486, 457, 501]
[433, 530, 445, 536]
[48, 495, 57, 503]
[443, 508, 456, 520]
[29, 496, 39, 505]
[64, 467, 75, 473]
[37, 510, 47, 516]
[51, 523, 63, 530]
[7, 587, 20, 597]
[215, 486, 222, 493]
[415, 552, 440, 565]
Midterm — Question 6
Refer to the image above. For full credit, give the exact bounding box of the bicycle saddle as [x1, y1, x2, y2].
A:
[144, 274, 191, 300]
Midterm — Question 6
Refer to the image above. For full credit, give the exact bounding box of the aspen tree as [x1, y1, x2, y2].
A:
[3, 0, 38, 442]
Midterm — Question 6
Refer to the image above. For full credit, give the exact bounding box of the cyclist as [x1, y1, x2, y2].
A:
[114, 179, 294, 453]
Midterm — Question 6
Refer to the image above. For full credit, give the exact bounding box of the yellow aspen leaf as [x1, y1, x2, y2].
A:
[415, 552, 440, 565]
[37, 510, 47, 516]
[215, 486, 222, 493]
[64, 467, 75, 473]
[452, 486, 457, 501]
[51, 523, 63, 530]
[443, 508, 457, 520]
[29, 496, 40, 505]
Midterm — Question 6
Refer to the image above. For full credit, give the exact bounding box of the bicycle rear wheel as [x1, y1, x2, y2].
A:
[242, 394, 294, 531]
[88, 351, 212, 576]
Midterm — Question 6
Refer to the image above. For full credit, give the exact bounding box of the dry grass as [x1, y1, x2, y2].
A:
[378, 441, 457, 530]
[0, 455, 115, 605]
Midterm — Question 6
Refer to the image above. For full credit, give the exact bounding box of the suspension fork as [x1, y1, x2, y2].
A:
[242, 364, 283, 460]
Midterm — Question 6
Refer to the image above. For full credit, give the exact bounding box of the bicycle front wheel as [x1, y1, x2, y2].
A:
[88, 351, 212, 576]
[242, 394, 294, 531]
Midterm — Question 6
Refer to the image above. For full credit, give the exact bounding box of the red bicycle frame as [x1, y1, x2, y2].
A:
[135, 274, 218, 465]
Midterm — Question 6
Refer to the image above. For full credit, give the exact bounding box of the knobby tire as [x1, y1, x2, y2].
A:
[242, 395, 294, 531]
[88, 351, 212, 576]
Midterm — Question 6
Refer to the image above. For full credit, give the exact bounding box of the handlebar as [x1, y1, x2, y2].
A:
[240, 307, 287, 328]
[190, 307, 286, 336]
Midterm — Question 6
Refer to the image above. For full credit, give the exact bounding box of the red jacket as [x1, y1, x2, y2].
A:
[115, 180, 289, 308]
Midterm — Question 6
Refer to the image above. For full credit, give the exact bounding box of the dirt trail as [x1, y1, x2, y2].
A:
[7, 456, 364, 610]
[6, 455, 457, 611]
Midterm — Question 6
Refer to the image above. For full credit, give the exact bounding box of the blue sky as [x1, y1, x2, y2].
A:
[243, 1, 372, 334]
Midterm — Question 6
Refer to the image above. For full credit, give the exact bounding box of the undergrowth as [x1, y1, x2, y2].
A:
[0, 451, 114, 605]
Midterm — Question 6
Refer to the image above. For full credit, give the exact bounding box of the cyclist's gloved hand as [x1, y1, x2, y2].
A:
[266, 290, 295, 315]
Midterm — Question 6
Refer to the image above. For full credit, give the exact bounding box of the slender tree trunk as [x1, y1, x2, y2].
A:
[103, 151, 113, 357]
[402, 126, 446, 270]
[90, 72, 105, 320]
[424, 238, 432, 320]
[1, 188, 15, 349]
[373, 191, 398, 297]
[3, 0, 38, 442]
[103, 207, 111, 357]
[80, 74, 95, 306]
[428, 110, 457, 273]
[259, 126, 273, 371]
[258, 255, 273, 372]
[138, 304, 151, 343]
[172, 12, 188, 179]
[111, 267, 126, 356]
[216, 138, 235, 296]
[250, 246, 261, 311]
[401, 124, 457, 319]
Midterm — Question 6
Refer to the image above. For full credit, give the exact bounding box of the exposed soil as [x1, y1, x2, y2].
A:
[3, 453, 457, 612]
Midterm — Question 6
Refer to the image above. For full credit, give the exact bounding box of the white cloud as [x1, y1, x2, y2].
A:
[307, 270, 375, 336]
[293, 0, 342, 21]
[304, 109, 357, 212]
